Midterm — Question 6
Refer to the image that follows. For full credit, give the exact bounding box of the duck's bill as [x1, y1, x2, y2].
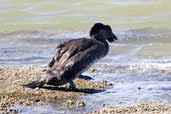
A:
[107, 33, 118, 42]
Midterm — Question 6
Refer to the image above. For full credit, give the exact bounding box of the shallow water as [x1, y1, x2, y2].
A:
[3, 28, 171, 114]
[1, 0, 171, 114]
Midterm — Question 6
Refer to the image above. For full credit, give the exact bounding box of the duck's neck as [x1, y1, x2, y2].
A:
[92, 35, 109, 55]
[92, 34, 107, 43]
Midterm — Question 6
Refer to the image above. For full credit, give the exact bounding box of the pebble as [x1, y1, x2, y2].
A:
[138, 87, 142, 90]
[91, 68, 96, 73]
[65, 100, 75, 107]
[77, 101, 86, 107]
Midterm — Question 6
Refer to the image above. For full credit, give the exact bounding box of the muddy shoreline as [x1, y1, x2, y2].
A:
[89, 103, 171, 114]
[1, 68, 171, 114]
[0, 67, 111, 114]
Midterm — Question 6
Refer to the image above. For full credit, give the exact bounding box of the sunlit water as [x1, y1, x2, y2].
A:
[1, 0, 171, 114]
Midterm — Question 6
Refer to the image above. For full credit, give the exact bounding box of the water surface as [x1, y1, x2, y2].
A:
[0, 0, 170, 32]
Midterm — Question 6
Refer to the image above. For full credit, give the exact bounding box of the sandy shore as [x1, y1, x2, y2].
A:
[1, 68, 171, 114]
[89, 103, 171, 114]
[0, 67, 111, 114]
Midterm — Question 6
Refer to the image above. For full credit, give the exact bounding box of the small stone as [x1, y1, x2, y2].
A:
[66, 100, 75, 107]
[91, 68, 96, 73]
[9, 109, 18, 113]
[77, 101, 86, 107]
[109, 83, 113, 86]
[35, 99, 40, 102]
[161, 70, 165, 73]
[34, 87, 40, 90]
[138, 87, 141, 90]
[18, 101, 23, 104]
[103, 80, 107, 83]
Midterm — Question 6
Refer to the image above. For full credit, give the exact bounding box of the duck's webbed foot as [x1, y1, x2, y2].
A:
[68, 80, 76, 90]
[23, 80, 45, 89]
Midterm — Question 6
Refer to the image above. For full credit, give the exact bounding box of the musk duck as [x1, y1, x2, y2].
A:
[24, 23, 118, 89]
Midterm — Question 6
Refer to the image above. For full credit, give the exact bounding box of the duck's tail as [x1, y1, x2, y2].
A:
[23, 80, 45, 89]
[23, 80, 46, 89]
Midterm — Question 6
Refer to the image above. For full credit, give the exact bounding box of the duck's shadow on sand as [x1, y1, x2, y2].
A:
[42, 86, 105, 94]
[41, 75, 104, 94]
[24, 75, 105, 94]
[78, 75, 94, 80]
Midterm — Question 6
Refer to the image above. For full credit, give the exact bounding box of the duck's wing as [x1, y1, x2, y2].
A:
[48, 38, 96, 68]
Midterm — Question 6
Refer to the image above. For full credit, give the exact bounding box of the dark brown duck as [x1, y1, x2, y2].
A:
[25, 23, 118, 89]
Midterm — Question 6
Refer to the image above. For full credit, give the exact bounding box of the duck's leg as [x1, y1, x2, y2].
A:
[68, 80, 76, 89]
[48, 57, 55, 68]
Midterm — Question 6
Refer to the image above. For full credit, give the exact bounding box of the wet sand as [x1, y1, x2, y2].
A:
[89, 103, 171, 114]
[0, 68, 111, 114]
[1, 68, 171, 114]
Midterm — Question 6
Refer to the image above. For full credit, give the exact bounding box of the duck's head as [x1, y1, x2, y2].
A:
[89, 23, 118, 42]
